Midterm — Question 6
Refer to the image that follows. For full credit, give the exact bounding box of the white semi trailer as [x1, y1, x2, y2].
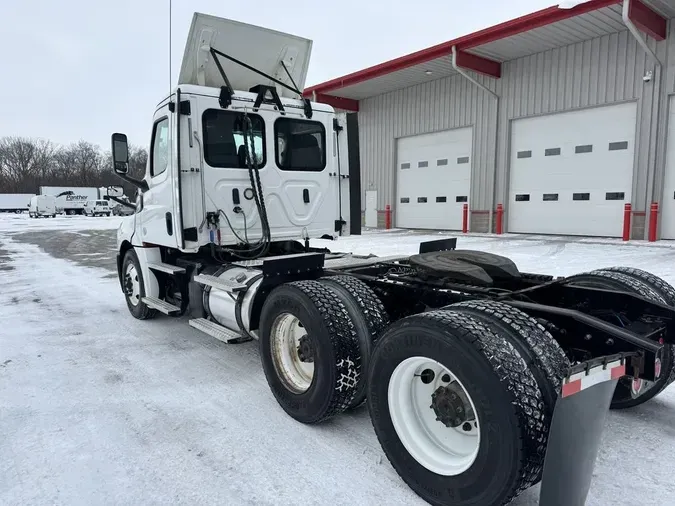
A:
[0, 193, 35, 213]
[40, 186, 99, 215]
[107, 12, 673, 506]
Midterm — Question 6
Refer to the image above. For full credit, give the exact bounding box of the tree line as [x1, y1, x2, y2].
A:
[0, 136, 148, 197]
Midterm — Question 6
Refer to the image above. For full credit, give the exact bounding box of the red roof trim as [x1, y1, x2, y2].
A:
[455, 50, 501, 78]
[303, 0, 620, 97]
[312, 93, 359, 112]
[629, 0, 667, 41]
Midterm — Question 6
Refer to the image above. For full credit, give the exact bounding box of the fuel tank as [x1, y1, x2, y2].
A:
[200, 265, 263, 338]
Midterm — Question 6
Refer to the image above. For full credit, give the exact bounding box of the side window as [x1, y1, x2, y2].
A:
[151, 117, 170, 177]
[202, 109, 265, 168]
[275, 118, 326, 171]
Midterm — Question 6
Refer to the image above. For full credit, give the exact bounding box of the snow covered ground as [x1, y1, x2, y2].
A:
[2, 213, 675, 505]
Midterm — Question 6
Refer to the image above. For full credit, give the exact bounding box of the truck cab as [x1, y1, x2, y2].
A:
[111, 13, 350, 256]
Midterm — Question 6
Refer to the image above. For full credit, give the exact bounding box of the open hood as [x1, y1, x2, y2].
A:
[178, 13, 313, 99]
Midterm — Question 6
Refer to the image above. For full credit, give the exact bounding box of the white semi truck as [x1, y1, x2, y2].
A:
[38, 185, 124, 215]
[40, 186, 99, 215]
[108, 12, 673, 506]
[0, 193, 35, 213]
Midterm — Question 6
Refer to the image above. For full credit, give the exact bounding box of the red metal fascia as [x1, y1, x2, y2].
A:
[303, 0, 619, 95]
[628, 0, 667, 41]
[455, 50, 502, 78]
[311, 93, 359, 112]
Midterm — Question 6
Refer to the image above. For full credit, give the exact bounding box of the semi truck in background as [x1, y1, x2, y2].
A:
[39, 186, 124, 215]
[0, 193, 36, 213]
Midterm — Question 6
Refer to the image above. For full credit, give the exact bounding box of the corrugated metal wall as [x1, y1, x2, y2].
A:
[358, 25, 675, 234]
[358, 74, 498, 212]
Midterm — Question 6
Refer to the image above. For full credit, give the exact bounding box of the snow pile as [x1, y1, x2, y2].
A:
[1, 219, 675, 505]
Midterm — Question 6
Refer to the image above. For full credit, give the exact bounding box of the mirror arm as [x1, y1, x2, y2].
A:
[107, 195, 137, 210]
[115, 173, 149, 193]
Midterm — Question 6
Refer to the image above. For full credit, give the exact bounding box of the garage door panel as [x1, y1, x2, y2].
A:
[508, 102, 636, 237]
[396, 128, 472, 230]
[661, 96, 675, 240]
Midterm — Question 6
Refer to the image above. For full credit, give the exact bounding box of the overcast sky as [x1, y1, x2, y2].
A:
[1, 0, 556, 150]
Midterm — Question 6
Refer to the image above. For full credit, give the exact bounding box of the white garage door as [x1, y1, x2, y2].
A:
[661, 96, 675, 240]
[396, 128, 472, 230]
[508, 102, 637, 237]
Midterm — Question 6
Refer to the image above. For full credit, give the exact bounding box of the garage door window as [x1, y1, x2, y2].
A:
[457, 156, 470, 164]
[437, 159, 448, 166]
[401, 163, 411, 169]
[275, 118, 326, 171]
[418, 197, 428, 203]
[418, 161, 429, 168]
[609, 141, 629, 151]
[605, 192, 625, 200]
[515, 194, 530, 202]
[436, 196, 447, 203]
[545, 148, 561, 156]
[543, 193, 559, 201]
[456, 196, 468, 203]
[517, 150, 532, 159]
[575, 144, 593, 154]
[573, 193, 591, 201]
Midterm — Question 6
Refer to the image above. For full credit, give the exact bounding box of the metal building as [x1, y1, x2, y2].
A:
[304, 0, 675, 240]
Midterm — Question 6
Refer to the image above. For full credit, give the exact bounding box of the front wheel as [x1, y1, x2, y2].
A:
[121, 249, 156, 320]
[367, 309, 547, 506]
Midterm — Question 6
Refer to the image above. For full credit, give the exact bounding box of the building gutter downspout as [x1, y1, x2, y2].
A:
[622, 0, 662, 240]
[622, 0, 661, 65]
[451, 45, 500, 233]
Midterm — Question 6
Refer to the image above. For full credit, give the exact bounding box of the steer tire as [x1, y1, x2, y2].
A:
[259, 280, 362, 424]
[367, 308, 547, 506]
[319, 275, 390, 409]
[122, 249, 157, 320]
[566, 269, 674, 409]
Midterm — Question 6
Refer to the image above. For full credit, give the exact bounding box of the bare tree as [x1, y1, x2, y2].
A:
[0, 135, 148, 196]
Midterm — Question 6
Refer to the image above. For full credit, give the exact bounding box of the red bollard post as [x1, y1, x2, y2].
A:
[384, 204, 392, 230]
[649, 202, 659, 242]
[462, 204, 468, 233]
[495, 204, 504, 235]
[622, 203, 632, 241]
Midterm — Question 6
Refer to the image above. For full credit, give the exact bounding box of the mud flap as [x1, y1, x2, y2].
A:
[539, 356, 627, 506]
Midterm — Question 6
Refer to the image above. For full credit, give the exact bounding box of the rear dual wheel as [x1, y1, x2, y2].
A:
[259, 278, 388, 423]
[367, 308, 552, 506]
[566, 267, 675, 409]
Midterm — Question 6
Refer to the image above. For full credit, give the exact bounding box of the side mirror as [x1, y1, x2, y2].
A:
[111, 133, 129, 174]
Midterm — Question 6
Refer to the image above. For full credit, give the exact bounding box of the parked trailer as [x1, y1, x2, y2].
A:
[0, 193, 35, 213]
[40, 186, 99, 215]
[107, 13, 673, 506]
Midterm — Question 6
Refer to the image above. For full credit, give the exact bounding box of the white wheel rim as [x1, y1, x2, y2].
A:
[388, 356, 480, 476]
[125, 264, 141, 306]
[270, 313, 314, 393]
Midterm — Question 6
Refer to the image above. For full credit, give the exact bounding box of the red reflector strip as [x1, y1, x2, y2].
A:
[561, 360, 626, 398]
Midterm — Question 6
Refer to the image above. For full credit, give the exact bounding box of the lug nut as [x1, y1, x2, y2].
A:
[462, 422, 472, 432]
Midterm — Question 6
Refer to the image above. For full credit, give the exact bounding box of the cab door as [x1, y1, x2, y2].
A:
[138, 103, 179, 248]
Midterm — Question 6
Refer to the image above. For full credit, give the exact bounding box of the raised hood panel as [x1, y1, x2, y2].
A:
[178, 13, 313, 98]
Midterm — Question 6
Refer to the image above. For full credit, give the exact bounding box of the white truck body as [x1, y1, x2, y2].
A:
[105, 14, 650, 506]
[40, 186, 99, 215]
[28, 195, 57, 218]
[0, 193, 36, 213]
